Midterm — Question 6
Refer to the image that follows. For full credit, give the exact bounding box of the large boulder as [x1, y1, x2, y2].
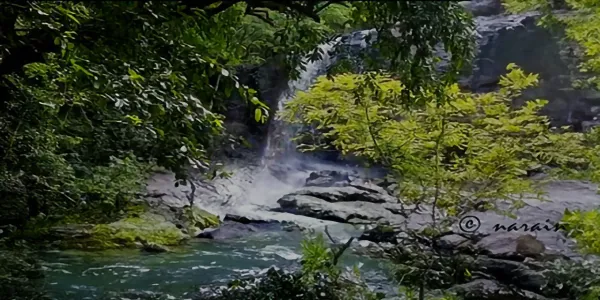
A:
[290, 186, 397, 204]
[273, 183, 411, 225]
[196, 220, 284, 240]
[462, 180, 600, 259]
[466, 12, 594, 129]
[305, 170, 352, 187]
[448, 279, 556, 300]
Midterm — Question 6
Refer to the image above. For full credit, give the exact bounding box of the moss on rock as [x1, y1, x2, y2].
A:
[67, 212, 187, 250]
[182, 206, 221, 234]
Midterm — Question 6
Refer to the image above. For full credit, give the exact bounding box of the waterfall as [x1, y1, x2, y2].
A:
[262, 29, 378, 166]
[190, 30, 377, 225]
[262, 37, 342, 165]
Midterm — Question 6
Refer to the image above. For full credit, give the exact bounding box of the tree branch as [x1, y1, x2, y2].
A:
[324, 225, 354, 267]
[246, 7, 275, 26]
[315, 1, 336, 14]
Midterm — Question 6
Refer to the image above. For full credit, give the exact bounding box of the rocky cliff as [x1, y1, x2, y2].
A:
[225, 0, 598, 147]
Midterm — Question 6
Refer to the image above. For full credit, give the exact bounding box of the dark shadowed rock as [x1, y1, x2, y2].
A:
[47, 224, 94, 241]
[139, 241, 170, 253]
[196, 221, 283, 240]
[473, 257, 548, 293]
[448, 279, 556, 300]
[292, 186, 397, 204]
[275, 193, 405, 225]
[305, 170, 351, 187]
[359, 225, 399, 244]
[460, 0, 504, 17]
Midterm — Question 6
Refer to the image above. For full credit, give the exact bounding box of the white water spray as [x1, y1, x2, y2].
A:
[263, 37, 342, 163]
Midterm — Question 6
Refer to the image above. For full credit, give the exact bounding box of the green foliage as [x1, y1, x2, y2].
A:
[0, 1, 477, 231]
[282, 66, 589, 218]
[0, 250, 49, 300]
[195, 232, 381, 300]
[195, 268, 344, 300]
[281, 65, 600, 295]
[72, 155, 150, 216]
[0, 1, 334, 227]
[541, 258, 600, 299]
[301, 233, 340, 282]
[300, 233, 383, 300]
[339, 1, 476, 106]
[561, 208, 600, 254]
[232, 2, 352, 75]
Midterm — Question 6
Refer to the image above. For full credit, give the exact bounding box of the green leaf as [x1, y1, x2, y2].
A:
[70, 59, 93, 76]
[254, 108, 262, 122]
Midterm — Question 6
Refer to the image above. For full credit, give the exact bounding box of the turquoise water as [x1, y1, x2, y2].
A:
[39, 229, 392, 299]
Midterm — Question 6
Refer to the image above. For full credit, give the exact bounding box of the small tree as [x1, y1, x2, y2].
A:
[280, 64, 593, 298]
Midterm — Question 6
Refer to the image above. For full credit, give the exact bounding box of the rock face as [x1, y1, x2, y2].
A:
[305, 170, 352, 187]
[460, 0, 504, 17]
[266, 168, 600, 300]
[196, 220, 284, 240]
[274, 183, 411, 225]
[223, 59, 290, 150]
[448, 279, 556, 300]
[465, 12, 600, 130]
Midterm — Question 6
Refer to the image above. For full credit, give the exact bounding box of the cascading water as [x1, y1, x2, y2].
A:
[38, 11, 586, 299]
[221, 37, 349, 224]
[262, 37, 342, 164]
[39, 31, 392, 300]
[170, 30, 377, 227]
[225, 31, 378, 223]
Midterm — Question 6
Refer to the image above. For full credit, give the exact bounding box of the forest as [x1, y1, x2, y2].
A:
[2, 0, 600, 300]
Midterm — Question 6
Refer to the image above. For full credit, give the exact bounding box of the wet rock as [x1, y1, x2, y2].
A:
[352, 240, 392, 259]
[516, 234, 546, 258]
[139, 240, 170, 253]
[581, 120, 600, 132]
[196, 227, 219, 239]
[275, 194, 404, 225]
[448, 279, 554, 300]
[433, 233, 484, 255]
[47, 224, 94, 241]
[460, 0, 504, 17]
[292, 186, 397, 204]
[224, 213, 278, 224]
[472, 257, 548, 293]
[359, 224, 399, 244]
[464, 180, 600, 260]
[305, 170, 351, 187]
[196, 221, 282, 240]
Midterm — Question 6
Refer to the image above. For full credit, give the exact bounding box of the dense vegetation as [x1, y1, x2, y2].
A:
[0, 0, 473, 229]
[280, 64, 600, 298]
[0, 1, 477, 299]
[278, 1, 600, 297]
[502, 0, 600, 257]
[4, 0, 600, 299]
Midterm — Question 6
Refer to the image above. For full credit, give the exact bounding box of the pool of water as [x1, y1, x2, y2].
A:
[39, 229, 393, 300]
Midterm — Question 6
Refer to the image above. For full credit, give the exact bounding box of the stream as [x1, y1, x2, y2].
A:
[39, 227, 392, 299]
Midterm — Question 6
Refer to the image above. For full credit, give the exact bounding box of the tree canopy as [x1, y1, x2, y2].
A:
[0, 1, 475, 225]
